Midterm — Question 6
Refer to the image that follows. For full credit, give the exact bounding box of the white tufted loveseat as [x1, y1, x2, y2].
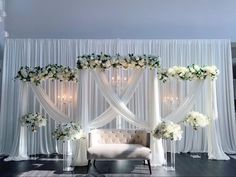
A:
[87, 129, 152, 174]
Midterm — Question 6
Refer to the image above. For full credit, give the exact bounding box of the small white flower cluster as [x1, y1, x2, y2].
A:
[184, 111, 209, 130]
[153, 121, 183, 141]
[77, 53, 160, 70]
[158, 64, 219, 82]
[16, 64, 79, 85]
[21, 113, 47, 132]
[52, 122, 85, 142]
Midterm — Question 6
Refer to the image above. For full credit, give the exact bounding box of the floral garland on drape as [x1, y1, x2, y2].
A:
[15, 64, 79, 85]
[15, 53, 219, 85]
[77, 53, 160, 69]
[158, 64, 219, 82]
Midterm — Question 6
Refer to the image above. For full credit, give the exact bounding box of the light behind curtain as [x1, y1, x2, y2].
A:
[0, 39, 235, 162]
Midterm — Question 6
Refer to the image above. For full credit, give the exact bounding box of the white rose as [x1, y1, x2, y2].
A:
[105, 60, 111, 68]
[193, 65, 200, 71]
[138, 60, 144, 66]
[20, 69, 28, 78]
[122, 62, 128, 68]
[168, 68, 176, 75]
[90, 60, 96, 66]
[189, 67, 195, 73]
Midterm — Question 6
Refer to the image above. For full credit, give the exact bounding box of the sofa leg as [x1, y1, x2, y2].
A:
[87, 160, 91, 173]
[147, 160, 152, 175]
[93, 160, 96, 167]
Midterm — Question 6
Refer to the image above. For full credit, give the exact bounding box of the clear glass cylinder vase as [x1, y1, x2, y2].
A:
[30, 130, 37, 160]
[163, 139, 175, 171]
[63, 140, 74, 171]
[191, 130, 201, 159]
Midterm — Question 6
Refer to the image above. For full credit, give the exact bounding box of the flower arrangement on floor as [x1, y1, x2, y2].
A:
[77, 53, 160, 70]
[158, 64, 219, 82]
[153, 121, 183, 141]
[184, 111, 210, 130]
[21, 113, 47, 132]
[15, 64, 79, 85]
[52, 122, 85, 142]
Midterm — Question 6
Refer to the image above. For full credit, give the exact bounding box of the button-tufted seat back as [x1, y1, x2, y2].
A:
[89, 129, 150, 148]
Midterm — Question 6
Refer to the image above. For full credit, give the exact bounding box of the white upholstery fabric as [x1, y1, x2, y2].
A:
[87, 144, 151, 160]
[89, 129, 150, 147]
[87, 129, 151, 160]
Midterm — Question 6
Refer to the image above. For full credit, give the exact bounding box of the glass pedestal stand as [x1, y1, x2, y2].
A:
[30, 130, 38, 160]
[63, 140, 74, 171]
[190, 130, 201, 159]
[163, 139, 175, 171]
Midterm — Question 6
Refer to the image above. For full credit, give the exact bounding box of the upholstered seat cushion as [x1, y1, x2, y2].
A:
[87, 144, 151, 160]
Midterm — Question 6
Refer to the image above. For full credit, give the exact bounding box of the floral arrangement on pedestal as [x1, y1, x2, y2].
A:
[77, 53, 160, 70]
[21, 113, 47, 132]
[15, 64, 79, 85]
[52, 122, 85, 142]
[153, 121, 183, 141]
[184, 111, 210, 130]
[158, 64, 219, 82]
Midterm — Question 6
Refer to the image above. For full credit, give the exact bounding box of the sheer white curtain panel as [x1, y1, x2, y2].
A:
[0, 39, 235, 164]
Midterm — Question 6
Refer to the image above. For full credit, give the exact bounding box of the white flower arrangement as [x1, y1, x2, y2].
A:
[153, 121, 183, 141]
[52, 122, 85, 142]
[158, 64, 219, 82]
[77, 53, 160, 70]
[15, 64, 79, 85]
[21, 113, 47, 132]
[184, 111, 210, 130]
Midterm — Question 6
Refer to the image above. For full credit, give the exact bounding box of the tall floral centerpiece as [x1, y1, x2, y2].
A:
[52, 122, 85, 171]
[184, 111, 209, 130]
[184, 111, 209, 158]
[21, 113, 47, 159]
[21, 113, 47, 132]
[153, 121, 183, 171]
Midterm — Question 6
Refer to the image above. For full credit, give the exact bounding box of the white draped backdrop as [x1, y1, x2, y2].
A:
[0, 39, 235, 166]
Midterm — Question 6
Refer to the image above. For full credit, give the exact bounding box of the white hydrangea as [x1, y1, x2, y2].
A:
[153, 121, 183, 141]
[52, 122, 85, 142]
[21, 113, 47, 132]
[184, 111, 210, 130]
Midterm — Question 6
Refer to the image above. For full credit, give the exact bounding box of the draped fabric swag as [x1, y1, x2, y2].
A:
[0, 39, 235, 165]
